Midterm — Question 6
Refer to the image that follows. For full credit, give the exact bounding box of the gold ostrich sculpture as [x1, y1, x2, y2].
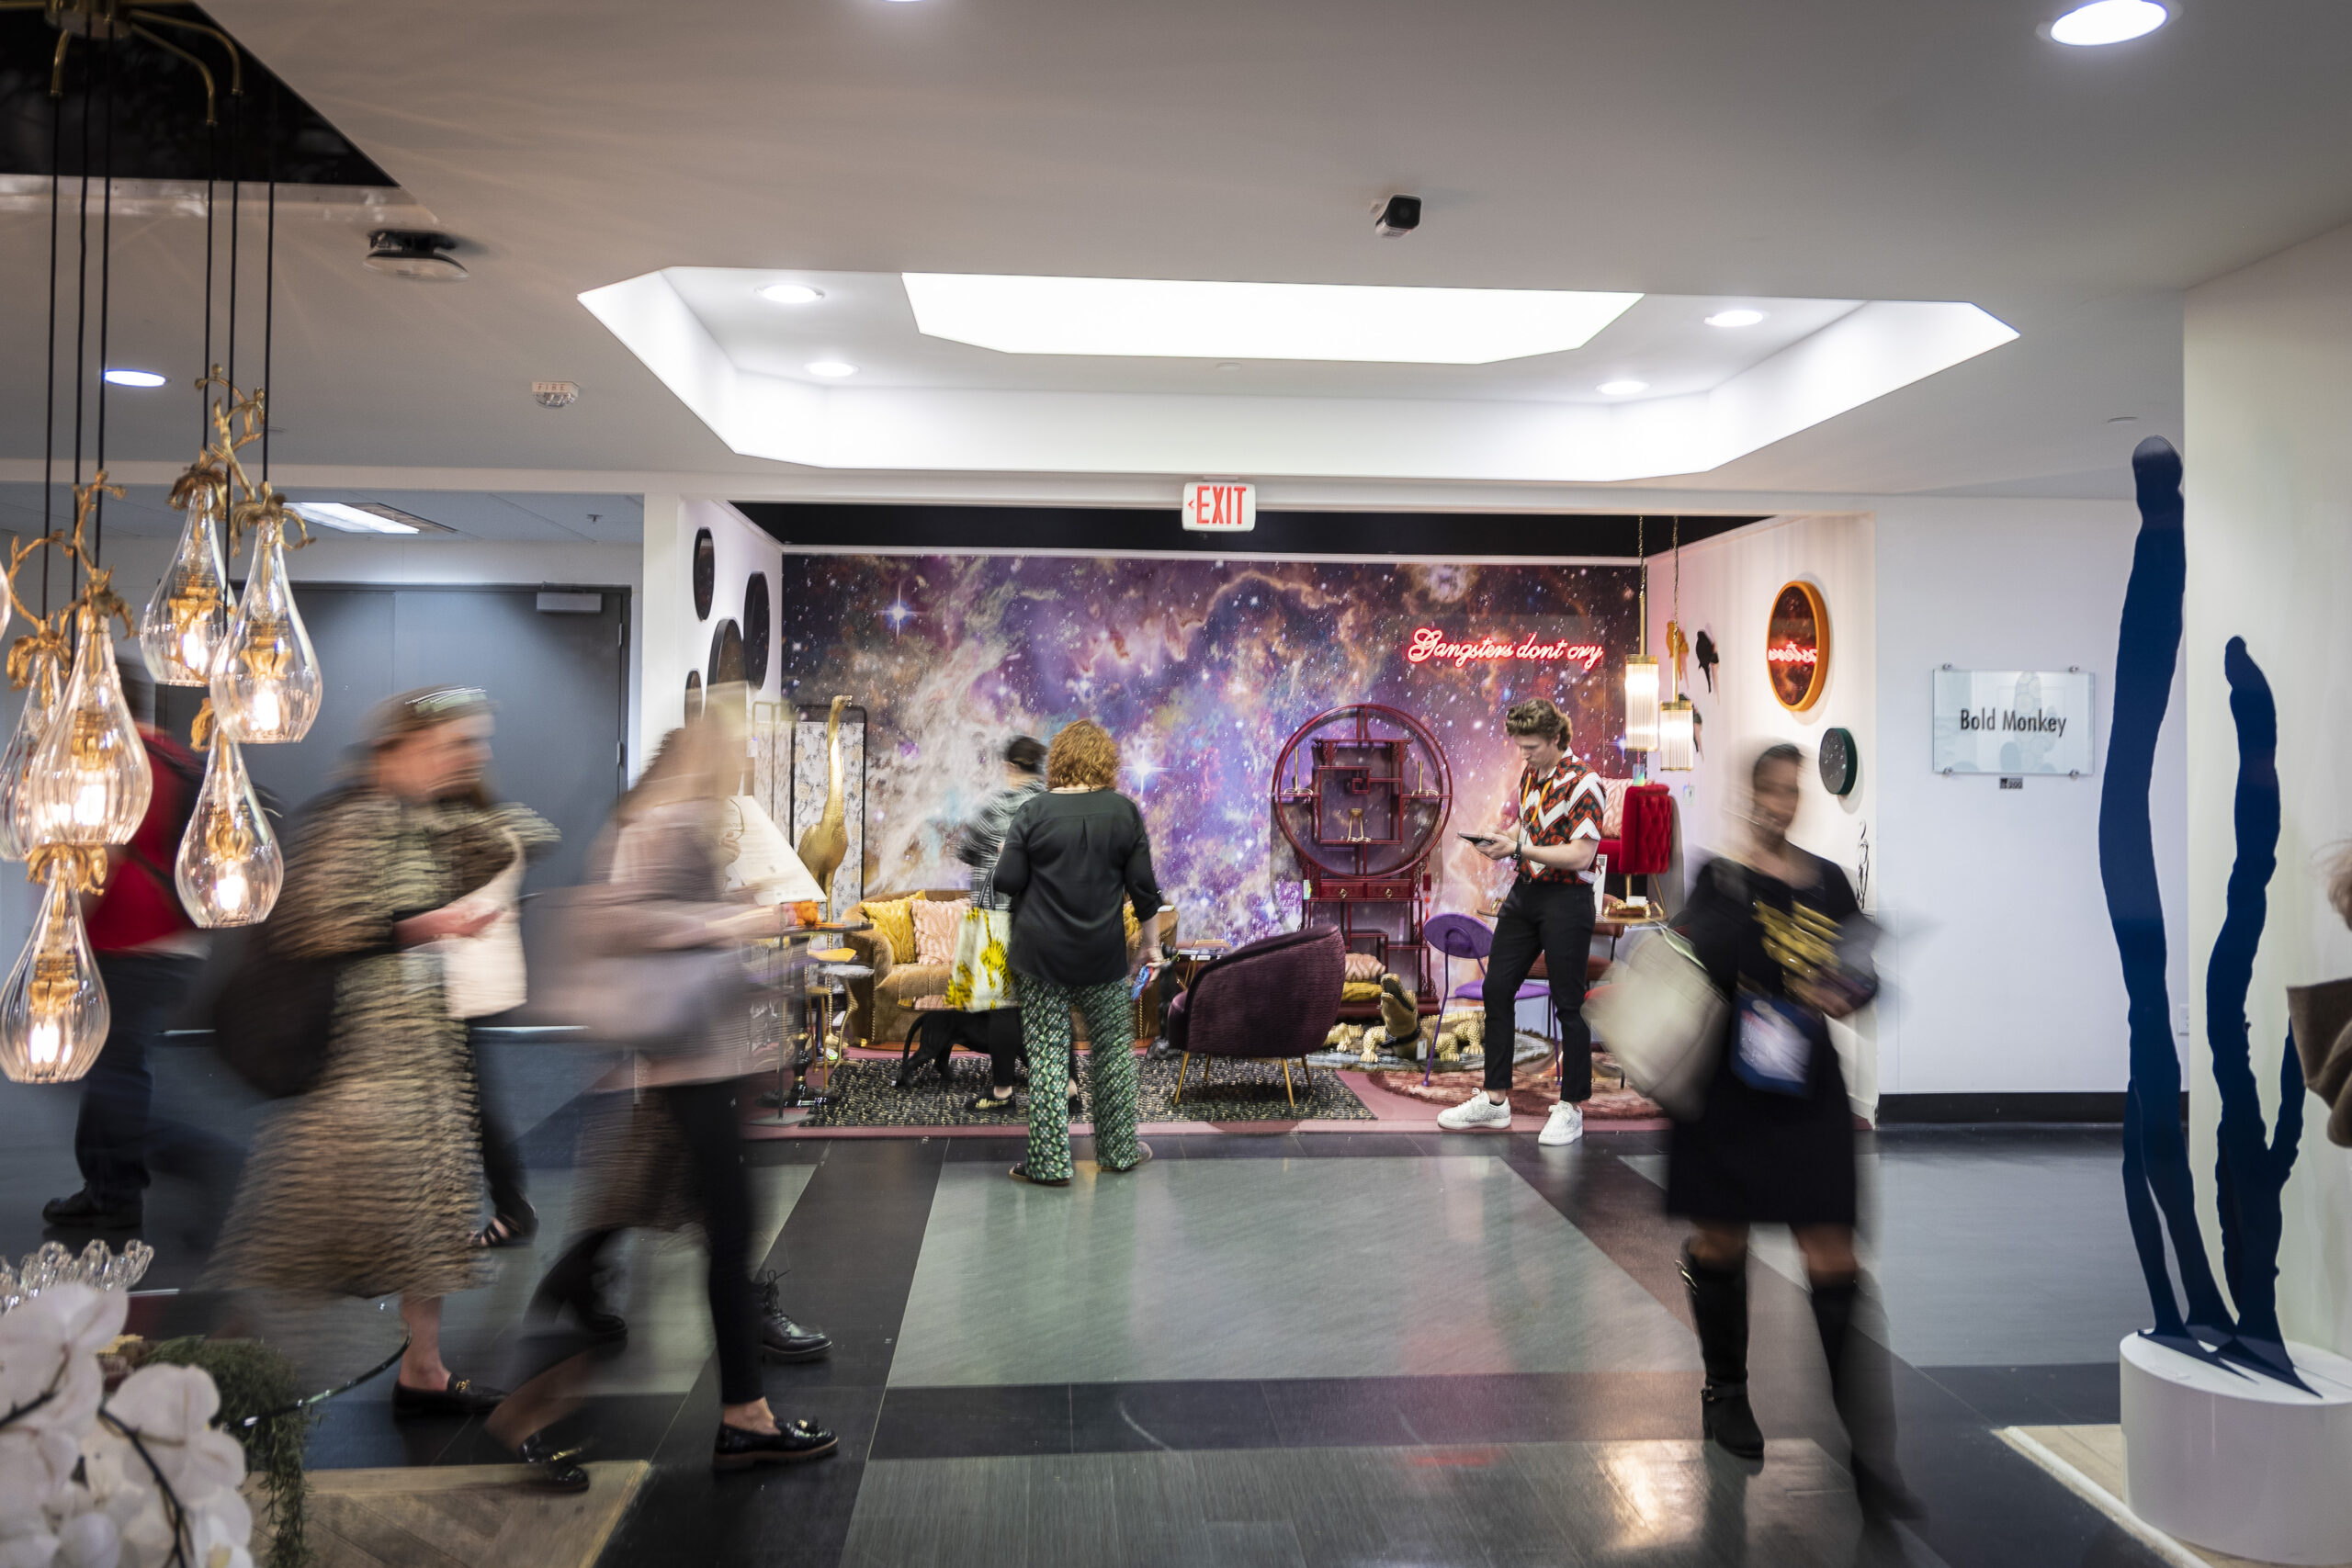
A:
[796, 695, 854, 919]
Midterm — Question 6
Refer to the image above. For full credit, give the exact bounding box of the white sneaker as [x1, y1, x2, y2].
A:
[1437, 1092, 1514, 1132]
[1539, 1101, 1585, 1146]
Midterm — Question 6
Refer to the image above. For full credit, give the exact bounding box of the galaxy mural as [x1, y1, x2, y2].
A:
[774, 554, 1643, 944]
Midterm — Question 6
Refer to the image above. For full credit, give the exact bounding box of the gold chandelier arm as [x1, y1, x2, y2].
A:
[27, 844, 108, 895]
[189, 696, 215, 751]
[125, 20, 218, 125]
[129, 9, 243, 96]
[48, 26, 70, 97]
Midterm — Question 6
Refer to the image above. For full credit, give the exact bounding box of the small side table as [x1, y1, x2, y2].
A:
[745, 920, 872, 1127]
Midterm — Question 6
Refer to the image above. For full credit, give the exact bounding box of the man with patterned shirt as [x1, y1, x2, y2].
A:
[1440, 698, 1603, 1145]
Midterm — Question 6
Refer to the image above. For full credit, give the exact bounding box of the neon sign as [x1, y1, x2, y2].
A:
[1404, 626, 1607, 671]
[1767, 581, 1829, 710]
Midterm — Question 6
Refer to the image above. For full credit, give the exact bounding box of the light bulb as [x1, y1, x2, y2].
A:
[0, 652, 62, 862]
[26, 609, 152, 847]
[0, 867, 110, 1084]
[211, 515, 322, 743]
[175, 728, 282, 928]
[139, 487, 231, 685]
[1658, 697, 1696, 772]
[1623, 655, 1661, 751]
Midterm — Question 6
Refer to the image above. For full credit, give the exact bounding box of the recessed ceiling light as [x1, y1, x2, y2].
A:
[288, 502, 451, 536]
[1598, 379, 1648, 396]
[1704, 310, 1766, 329]
[758, 283, 824, 306]
[102, 368, 166, 388]
[2050, 0, 2167, 46]
[900, 273, 1642, 364]
[806, 360, 859, 378]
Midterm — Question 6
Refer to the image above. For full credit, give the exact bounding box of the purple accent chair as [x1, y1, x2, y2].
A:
[1162, 927, 1346, 1108]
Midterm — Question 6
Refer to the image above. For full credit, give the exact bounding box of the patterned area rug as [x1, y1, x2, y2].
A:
[804, 1052, 1375, 1127]
[1366, 1052, 1664, 1121]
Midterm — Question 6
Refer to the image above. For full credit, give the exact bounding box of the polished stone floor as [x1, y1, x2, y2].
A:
[0, 1040, 2173, 1567]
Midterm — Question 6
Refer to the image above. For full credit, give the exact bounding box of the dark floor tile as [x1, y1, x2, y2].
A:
[302, 1400, 471, 1471]
[1915, 1362, 2120, 1427]
[1070, 1379, 1280, 1452]
[1259, 1377, 1418, 1448]
[603, 1451, 869, 1568]
[870, 1382, 1074, 1460]
[1403, 1371, 1706, 1445]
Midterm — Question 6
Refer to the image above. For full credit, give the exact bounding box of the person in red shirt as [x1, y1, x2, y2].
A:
[1443, 697, 1605, 1145]
[41, 655, 213, 1231]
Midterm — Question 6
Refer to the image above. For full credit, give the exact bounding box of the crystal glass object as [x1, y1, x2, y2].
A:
[1623, 654, 1660, 752]
[26, 607, 153, 847]
[0, 649, 62, 862]
[211, 515, 321, 743]
[0, 865, 111, 1083]
[0, 1237, 153, 1313]
[140, 487, 232, 685]
[1657, 697, 1696, 772]
[176, 728, 281, 926]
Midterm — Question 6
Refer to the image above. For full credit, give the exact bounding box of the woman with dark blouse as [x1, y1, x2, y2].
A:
[989, 719, 1164, 1185]
[1669, 743, 1915, 1517]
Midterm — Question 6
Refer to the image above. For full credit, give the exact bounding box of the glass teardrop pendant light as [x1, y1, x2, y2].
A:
[139, 486, 231, 685]
[0, 866, 110, 1083]
[26, 607, 152, 847]
[211, 514, 321, 743]
[175, 728, 281, 927]
[0, 652, 62, 862]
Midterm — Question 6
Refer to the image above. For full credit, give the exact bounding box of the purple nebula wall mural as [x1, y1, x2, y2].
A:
[776, 553, 1641, 943]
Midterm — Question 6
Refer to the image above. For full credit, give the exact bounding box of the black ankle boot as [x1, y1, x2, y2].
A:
[1682, 1245, 1765, 1461]
[1809, 1277, 1923, 1518]
[531, 1232, 628, 1344]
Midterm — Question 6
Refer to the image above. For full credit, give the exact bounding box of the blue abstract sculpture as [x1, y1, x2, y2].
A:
[2099, 435, 2307, 1388]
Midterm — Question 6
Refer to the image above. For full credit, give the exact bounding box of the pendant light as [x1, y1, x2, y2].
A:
[0, 652, 62, 862]
[1658, 516, 1695, 772]
[139, 477, 232, 685]
[26, 604, 153, 848]
[175, 727, 280, 926]
[1623, 516, 1660, 753]
[0, 865, 110, 1084]
[210, 512, 321, 743]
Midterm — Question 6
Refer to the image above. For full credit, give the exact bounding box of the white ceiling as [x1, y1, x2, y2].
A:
[0, 484, 642, 541]
[1, 0, 2346, 500]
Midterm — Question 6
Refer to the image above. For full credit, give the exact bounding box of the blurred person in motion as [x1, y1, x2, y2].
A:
[41, 654, 225, 1233]
[517, 708, 835, 1482]
[950, 734, 1046, 1112]
[207, 686, 514, 1413]
[1668, 741, 1914, 1517]
[1448, 697, 1603, 1146]
[424, 769, 559, 1251]
[990, 718, 1163, 1186]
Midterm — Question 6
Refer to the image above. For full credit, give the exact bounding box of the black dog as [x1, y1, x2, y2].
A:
[897, 1008, 1025, 1089]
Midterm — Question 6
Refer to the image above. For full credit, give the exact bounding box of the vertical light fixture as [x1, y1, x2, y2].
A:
[0, 861, 110, 1084]
[1623, 515, 1660, 755]
[1658, 515, 1695, 772]
[139, 473, 231, 684]
[209, 510, 321, 742]
[26, 601, 153, 850]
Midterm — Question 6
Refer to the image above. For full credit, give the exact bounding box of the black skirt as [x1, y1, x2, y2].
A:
[1664, 1037, 1856, 1225]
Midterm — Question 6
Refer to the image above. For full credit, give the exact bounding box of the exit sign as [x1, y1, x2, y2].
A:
[1182, 481, 1256, 533]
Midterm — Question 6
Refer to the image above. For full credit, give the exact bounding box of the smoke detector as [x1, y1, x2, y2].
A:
[533, 380, 580, 409]
[363, 231, 468, 281]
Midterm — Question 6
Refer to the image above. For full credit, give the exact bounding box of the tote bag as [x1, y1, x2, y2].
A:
[943, 905, 1014, 1011]
[439, 836, 526, 1020]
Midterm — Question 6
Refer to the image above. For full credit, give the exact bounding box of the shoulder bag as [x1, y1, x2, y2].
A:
[1586, 861, 1741, 1120]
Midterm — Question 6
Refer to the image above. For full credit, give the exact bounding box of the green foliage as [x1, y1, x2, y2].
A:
[146, 1337, 317, 1568]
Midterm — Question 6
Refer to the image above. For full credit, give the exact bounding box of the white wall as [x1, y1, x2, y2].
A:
[1872, 496, 2188, 1102]
[638, 496, 784, 773]
[1651, 497, 2188, 1110]
[1646, 513, 1883, 1106]
[2184, 218, 2352, 1353]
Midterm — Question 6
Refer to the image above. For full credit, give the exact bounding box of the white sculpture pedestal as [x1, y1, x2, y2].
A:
[2122, 1333, 2352, 1564]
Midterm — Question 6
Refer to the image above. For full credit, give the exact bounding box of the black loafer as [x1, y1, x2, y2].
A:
[713, 1418, 838, 1471]
[512, 1432, 593, 1494]
[391, 1374, 508, 1416]
[41, 1189, 141, 1230]
[1009, 1164, 1069, 1187]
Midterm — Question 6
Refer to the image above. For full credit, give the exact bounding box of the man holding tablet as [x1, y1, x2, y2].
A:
[1442, 698, 1604, 1145]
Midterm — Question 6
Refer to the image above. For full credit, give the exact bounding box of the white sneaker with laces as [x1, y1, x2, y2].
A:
[1539, 1101, 1585, 1146]
[1436, 1092, 1514, 1132]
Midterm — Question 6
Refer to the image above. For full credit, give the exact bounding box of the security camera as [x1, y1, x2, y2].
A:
[1374, 195, 1421, 237]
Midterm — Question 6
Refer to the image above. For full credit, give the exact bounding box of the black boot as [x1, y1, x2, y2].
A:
[531, 1231, 628, 1344]
[1682, 1245, 1765, 1461]
[1809, 1276, 1923, 1518]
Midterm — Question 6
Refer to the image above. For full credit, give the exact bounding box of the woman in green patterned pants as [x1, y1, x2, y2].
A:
[989, 719, 1165, 1186]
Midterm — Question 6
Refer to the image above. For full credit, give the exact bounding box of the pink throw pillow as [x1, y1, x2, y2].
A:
[1342, 951, 1385, 982]
[912, 898, 969, 966]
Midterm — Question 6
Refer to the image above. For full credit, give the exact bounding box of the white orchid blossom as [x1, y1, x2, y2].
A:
[0, 1292, 251, 1568]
